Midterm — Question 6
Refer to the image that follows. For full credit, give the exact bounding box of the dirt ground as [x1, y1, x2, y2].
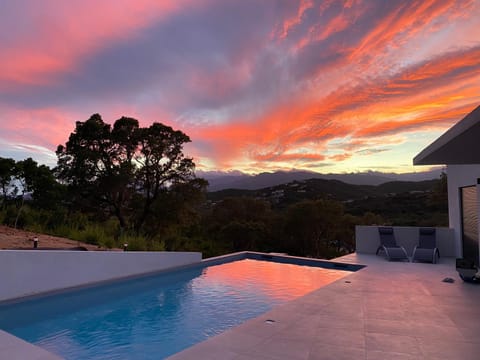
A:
[0, 225, 105, 250]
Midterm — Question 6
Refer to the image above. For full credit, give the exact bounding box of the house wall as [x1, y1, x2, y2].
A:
[446, 164, 480, 258]
[355, 225, 454, 257]
[0, 250, 201, 302]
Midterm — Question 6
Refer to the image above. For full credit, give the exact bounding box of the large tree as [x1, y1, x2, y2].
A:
[56, 114, 199, 233]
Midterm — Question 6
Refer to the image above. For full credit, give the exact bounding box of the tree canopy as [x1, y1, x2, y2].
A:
[56, 114, 202, 234]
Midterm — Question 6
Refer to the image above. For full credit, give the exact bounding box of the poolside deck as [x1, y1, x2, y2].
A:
[168, 254, 480, 360]
[0, 329, 63, 360]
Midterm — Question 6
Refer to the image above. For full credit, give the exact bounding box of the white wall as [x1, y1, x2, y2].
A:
[355, 225, 455, 257]
[0, 251, 201, 302]
[446, 164, 480, 258]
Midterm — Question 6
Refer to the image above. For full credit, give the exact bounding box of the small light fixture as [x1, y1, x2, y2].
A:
[123, 243, 128, 251]
[33, 237, 38, 249]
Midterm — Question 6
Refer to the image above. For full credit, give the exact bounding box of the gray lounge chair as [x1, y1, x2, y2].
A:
[412, 228, 439, 263]
[376, 227, 408, 261]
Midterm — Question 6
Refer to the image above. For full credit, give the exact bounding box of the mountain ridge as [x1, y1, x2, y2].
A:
[197, 169, 443, 191]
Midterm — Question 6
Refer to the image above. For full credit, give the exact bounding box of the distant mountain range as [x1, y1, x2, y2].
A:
[206, 177, 441, 209]
[196, 169, 444, 191]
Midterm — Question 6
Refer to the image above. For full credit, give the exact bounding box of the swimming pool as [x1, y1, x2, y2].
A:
[0, 256, 354, 359]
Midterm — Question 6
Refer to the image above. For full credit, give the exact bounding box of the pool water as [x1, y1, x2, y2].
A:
[0, 258, 349, 359]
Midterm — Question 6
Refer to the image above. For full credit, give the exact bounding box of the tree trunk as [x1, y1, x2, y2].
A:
[114, 206, 127, 233]
[14, 196, 25, 229]
[135, 196, 154, 235]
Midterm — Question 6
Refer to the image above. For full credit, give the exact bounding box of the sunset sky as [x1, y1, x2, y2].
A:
[1, 0, 479, 174]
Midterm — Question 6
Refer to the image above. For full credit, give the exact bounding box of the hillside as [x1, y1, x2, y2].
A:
[207, 178, 439, 205]
[0, 225, 111, 250]
[207, 177, 447, 226]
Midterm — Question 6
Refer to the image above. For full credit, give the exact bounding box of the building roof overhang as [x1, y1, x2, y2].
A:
[413, 105, 480, 165]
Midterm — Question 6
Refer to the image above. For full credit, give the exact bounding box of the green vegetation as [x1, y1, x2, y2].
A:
[0, 114, 448, 259]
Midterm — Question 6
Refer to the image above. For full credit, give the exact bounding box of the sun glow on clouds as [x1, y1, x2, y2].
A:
[0, 0, 479, 174]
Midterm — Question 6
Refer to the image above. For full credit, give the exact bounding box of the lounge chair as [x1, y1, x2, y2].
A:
[376, 227, 408, 261]
[412, 228, 439, 263]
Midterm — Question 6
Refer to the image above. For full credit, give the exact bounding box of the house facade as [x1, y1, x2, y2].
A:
[414, 105, 480, 265]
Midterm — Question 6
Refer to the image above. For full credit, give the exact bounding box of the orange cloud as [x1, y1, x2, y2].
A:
[252, 152, 326, 163]
[399, 47, 480, 84]
[354, 102, 479, 138]
[190, 43, 480, 170]
[328, 153, 352, 162]
[350, 0, 473, 62]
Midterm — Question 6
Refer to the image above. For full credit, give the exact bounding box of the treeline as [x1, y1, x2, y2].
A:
[0, 157, 65, 228]
[197, 197, 384, 258]
[0, 114, 447, 259]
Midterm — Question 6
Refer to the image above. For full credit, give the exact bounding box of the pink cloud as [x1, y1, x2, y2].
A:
[0, 107, 76, 150]
[0, 0, 200, 88]
[277, 0, 315, 40]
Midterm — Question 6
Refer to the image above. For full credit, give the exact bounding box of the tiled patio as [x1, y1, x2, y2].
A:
[168, 254, 480, 360]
